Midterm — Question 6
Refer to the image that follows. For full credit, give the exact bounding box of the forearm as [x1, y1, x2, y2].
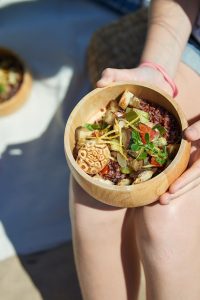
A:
[141, 0, 199, 78]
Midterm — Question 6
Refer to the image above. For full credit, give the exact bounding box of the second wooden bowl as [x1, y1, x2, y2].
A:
[64, 82, 191, 207]
[0, 47, 32, 116]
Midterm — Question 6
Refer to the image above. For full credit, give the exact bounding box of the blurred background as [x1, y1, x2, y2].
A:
[0, 0, 146, 299]
[0, 0, 119, 299]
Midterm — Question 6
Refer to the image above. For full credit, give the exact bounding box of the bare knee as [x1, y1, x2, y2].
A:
[135, 201, 177, 241]
[69, 177, 126, 241]
[135, 201, 186, 268]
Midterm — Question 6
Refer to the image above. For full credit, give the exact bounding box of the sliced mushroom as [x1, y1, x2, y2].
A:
[127, 150, 139, 159]
[102, 100, 120, 125]
[103, 110, 115, 125]
[110, 151, 118, 159]
[128, 158, 143, 172]
[75, 126, 93, 142]
[122, 128, 132, 149]
[133, 170, 154, 184]
[106, 99, 119, 112]
[117, 152, 127, 168]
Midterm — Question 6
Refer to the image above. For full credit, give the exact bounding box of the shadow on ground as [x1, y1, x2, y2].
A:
[19, 242, 82, 300]
[0, 242, 82, 299]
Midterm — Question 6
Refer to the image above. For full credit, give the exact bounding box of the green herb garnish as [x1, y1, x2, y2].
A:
[137, 151, 147, 160]
[131, 144, 141, 151]
[153, 146, 168, 165]
[131, 130, 142, 144]
[130, 128, 168, 165]
[145, 133, 150, 144]
[155, 157, 166, 165]
[153, 124, 166, 136]
[84, 123, 102, 131]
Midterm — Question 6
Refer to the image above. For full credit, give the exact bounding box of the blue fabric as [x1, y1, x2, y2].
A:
[182, 39, 200, 75]
[94, 0, 142, 14]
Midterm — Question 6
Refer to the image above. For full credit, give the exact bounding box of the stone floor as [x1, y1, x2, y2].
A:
[0, 241, 146, 300]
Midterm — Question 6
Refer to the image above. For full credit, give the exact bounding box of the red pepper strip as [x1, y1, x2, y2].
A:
[139, 123, 158, 144]
[150, 157, 162, 167]
[100, 165, 109, 175]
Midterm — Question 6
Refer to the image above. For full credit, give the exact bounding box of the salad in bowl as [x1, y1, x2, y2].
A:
[64, 82, 190, 207]
[74, 90, 180, 186]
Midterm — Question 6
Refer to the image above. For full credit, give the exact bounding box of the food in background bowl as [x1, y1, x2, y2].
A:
[64, 82, 191, 207]
[0, 53, 23, 103]
[73, 90, 181, 186]
[0, 48, 32, 115]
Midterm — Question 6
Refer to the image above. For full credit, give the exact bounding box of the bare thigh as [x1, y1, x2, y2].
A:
[135, 183, 200, 300]
[134, 63, 200, 300]
[175, 62, 200, 122]
[69, 177, 140, 300]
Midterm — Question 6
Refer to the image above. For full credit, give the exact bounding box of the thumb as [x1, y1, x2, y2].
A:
[96, 68, 138, 88]
[185, 121, 200, 141]
[96, 68, 117, 88]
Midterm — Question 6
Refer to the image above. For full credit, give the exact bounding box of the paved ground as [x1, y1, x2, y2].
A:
[0, 242, 82, 300]
[0, 241, 146, 300]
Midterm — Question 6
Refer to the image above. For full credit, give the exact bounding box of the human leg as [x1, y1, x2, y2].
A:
[135, 63, 200, 300]
[69, 177, 140, 300]
[135, 186, 200, 300]
[69, 60, 200, 300]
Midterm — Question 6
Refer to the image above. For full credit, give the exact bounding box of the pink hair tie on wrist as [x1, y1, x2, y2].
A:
[139, 61, 178, 98]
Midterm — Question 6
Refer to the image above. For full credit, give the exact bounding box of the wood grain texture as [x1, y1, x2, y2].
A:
[64, 82, 191, 207]
[0, 48, 32, 116]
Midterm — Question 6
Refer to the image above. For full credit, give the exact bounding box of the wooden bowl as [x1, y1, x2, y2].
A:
[0, 47, 32, 116]
[64, 82, 191, 207]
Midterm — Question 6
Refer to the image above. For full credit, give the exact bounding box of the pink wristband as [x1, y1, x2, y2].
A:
[139, 61, 178, 98]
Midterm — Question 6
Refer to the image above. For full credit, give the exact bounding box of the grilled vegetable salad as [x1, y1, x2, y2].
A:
[74, 90, 181, 186]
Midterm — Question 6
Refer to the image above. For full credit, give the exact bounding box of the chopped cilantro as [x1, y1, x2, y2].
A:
[84, 123, 102, 131]
[130, 127, 168, 164]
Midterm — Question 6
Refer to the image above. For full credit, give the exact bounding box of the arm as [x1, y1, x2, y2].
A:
[141, 0, 199, 78]
[97, 0, 199, 92]
[97, 0, 200, 204]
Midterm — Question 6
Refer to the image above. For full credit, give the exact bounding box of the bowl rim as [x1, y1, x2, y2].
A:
[64, 81, 188, 191]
